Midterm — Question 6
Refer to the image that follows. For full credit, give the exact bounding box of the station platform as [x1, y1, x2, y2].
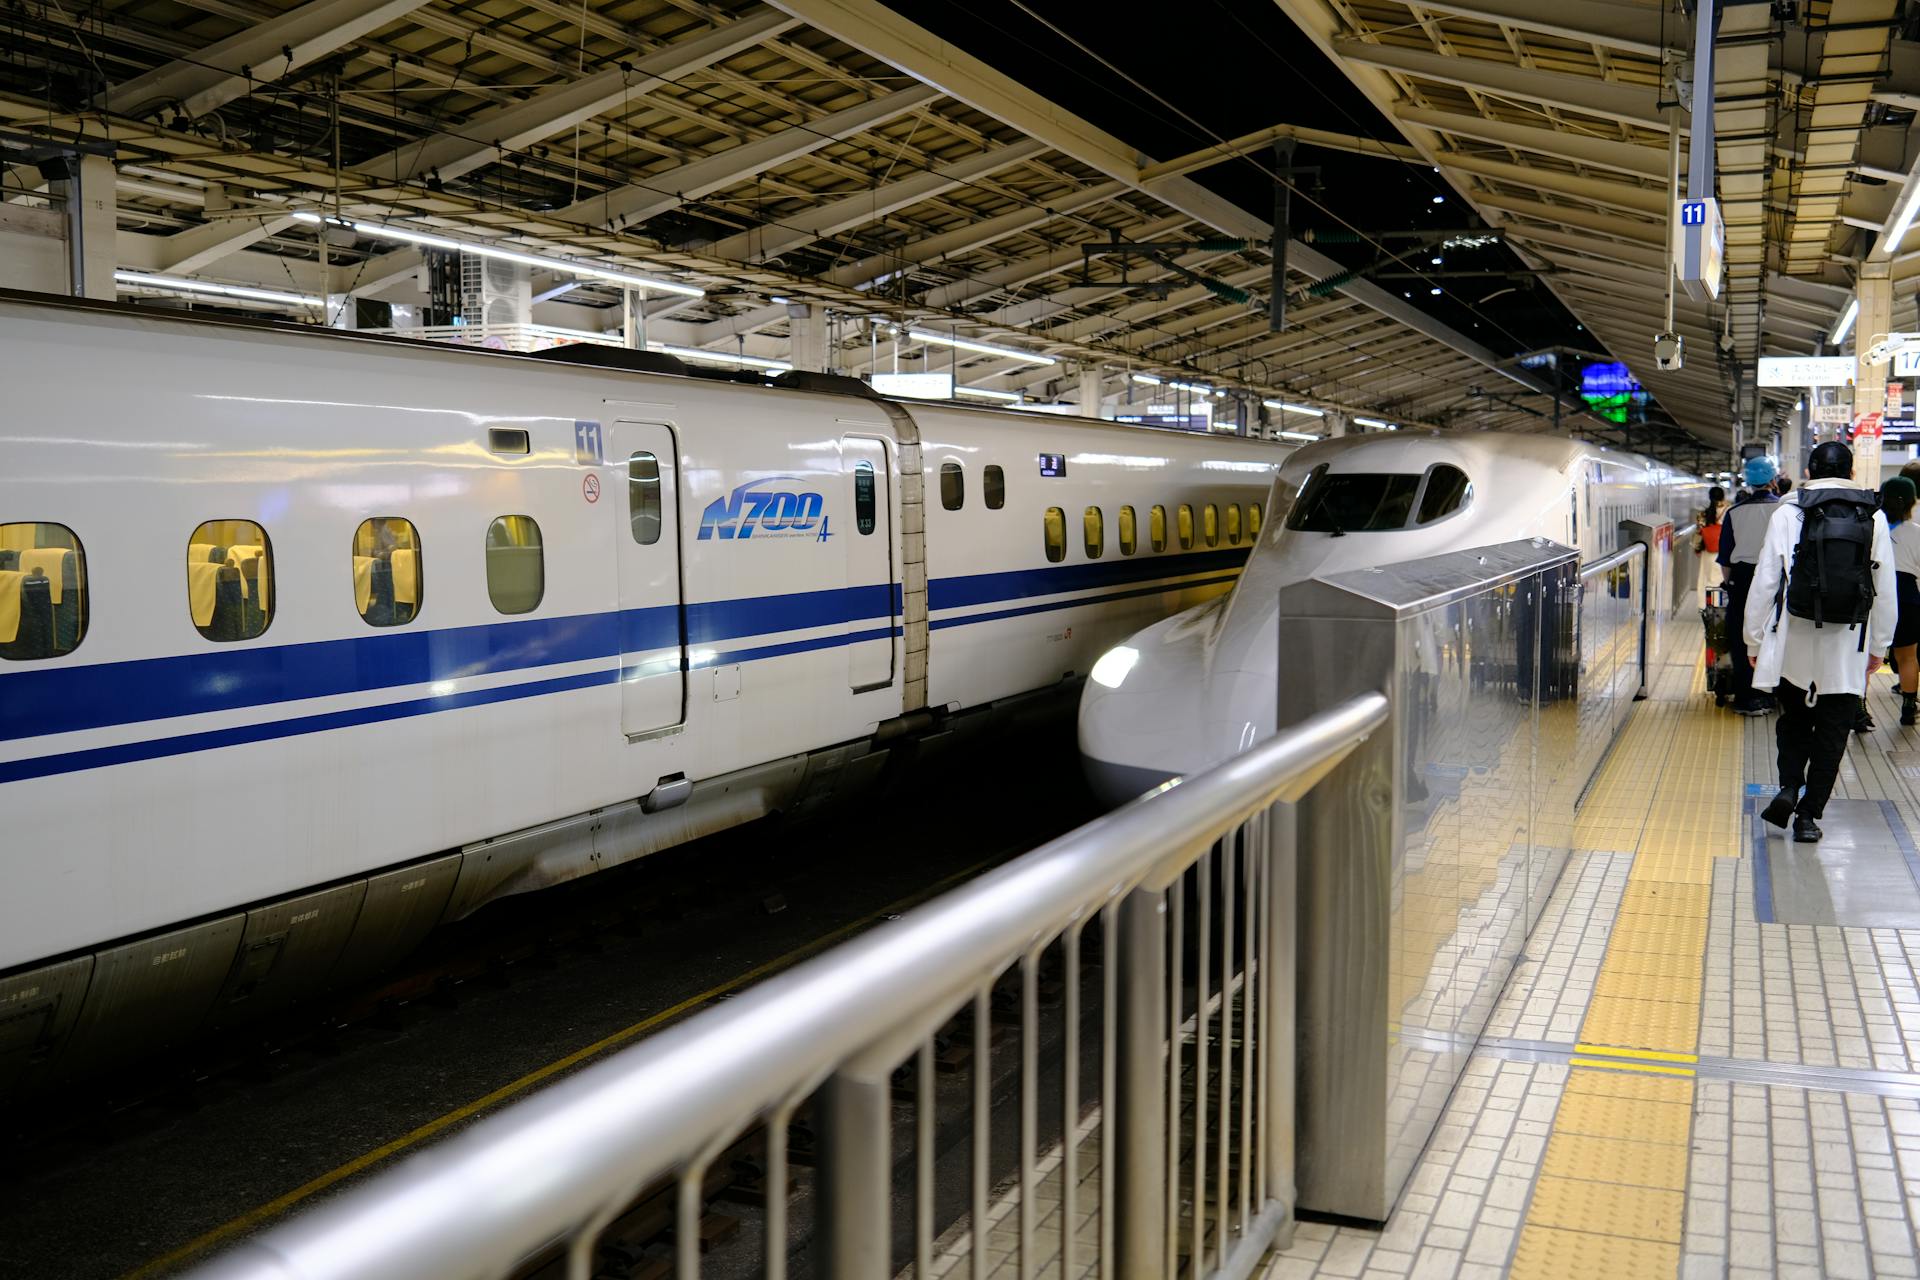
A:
[914, 639, 1920, 1280]
[1257, 643, 1920, 1280]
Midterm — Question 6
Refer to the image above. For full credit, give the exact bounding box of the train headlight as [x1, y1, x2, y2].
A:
[1090, 646, 1140, 689]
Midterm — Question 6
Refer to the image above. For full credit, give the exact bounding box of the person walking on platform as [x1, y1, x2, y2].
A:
[1886, 476, 1920, 726]
[1698, 485, 1728, 589]
[1719, 458, 1782, 714]
[1748, 441, 1898, 842]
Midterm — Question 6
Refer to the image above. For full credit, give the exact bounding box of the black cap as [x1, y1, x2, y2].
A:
[1807, 440, 1853, 480]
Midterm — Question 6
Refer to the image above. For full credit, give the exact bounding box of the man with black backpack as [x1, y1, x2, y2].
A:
[1745, 441, 1897, 842]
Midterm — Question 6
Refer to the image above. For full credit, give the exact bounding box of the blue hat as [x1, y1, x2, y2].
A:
[1744, 457, 1778, 487]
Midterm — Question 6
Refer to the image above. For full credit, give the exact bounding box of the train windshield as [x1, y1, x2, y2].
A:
[1284, 466, 1422, 533]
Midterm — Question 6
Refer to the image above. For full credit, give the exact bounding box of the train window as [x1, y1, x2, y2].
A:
[187, 519, 273, 642]
[1225, 504, 1242, 545]
[628, 452, 663, 545]
[1285, 464, 1422, 533]
[1416, 465, 1473, 525]
[0, 521, 87, 660]
[1083, 506, 1105, 559]
[940, 462, 964, 511]
[1177, 504, 1195, 551]
[1249, 503, 1263, 537]
[353, 517, 423, 627]
[854, 461, 877, 535]
[1043, 507, 1066, 563]
[1118, 505, 1137, 556]
[984, 465, 1006, 510]
[487, 428, 530, 456]
[1202, 504, 1219, 548]
[1150, 505, 1168, 552]
[486, 515, 545, 615]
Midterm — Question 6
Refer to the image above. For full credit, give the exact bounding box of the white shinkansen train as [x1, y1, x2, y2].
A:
[1078, 430, 1709, 800]
[0, 292, 1286, 1084]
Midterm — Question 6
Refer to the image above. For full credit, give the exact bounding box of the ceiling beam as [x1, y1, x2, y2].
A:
[704, 137, 1049, 263]
[356, 8, 800, 184]
[821, 181, 1125, 290]
[102, 0, 432, 120]
[1397, 106, 1668, 180]
[1330, 39, 1667, 130]
[557, 83, 940, 231]
[774, 0, 1549, 395]
[1391, 0, 1680, 58]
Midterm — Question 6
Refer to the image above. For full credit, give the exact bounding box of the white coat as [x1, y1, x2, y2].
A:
[1743, 478, 1897, 696]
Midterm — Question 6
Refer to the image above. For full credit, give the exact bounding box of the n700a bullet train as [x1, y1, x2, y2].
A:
[1078, 430, 1708, 800]
[0, 291, 1285, 1086]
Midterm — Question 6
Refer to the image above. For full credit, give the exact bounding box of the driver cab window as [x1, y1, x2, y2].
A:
[1416, 465, 1472, 525]
[1284, 465, 1422, 533]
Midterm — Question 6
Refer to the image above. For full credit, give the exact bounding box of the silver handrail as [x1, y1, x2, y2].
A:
[1578, 541, 1645, 581]
[191, 691, 1392, 1280]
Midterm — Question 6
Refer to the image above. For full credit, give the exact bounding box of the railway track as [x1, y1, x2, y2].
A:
[0, 724, 1098, 1279]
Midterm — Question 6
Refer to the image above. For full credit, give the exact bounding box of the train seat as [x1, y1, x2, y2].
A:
[0, 575, 54, 660]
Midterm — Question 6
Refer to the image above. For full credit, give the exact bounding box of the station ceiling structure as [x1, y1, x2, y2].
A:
[1277, 0, 1913, 449]
[7, 0, 1909, 457]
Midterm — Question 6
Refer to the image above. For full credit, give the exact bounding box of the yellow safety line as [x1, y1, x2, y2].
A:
[1571, 1043, 1699, 1064]
[1567, 1057, 1697, 1078]
[120, 854, 1006, 1280]
[1511, 645, 1736, 1279]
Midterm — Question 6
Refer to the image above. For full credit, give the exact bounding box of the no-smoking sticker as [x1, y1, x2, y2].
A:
[582, 473, 601, 504]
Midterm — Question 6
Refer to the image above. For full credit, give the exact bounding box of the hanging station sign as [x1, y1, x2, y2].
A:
[1675, 196, 1725, 302]
[1756, 356, 1856, 387]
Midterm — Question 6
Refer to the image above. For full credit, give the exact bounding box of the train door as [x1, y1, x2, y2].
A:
[842, 435, 896, 691]
[611, 421, 686, 736]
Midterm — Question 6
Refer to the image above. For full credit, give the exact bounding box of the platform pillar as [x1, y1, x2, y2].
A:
[1078, 365, 1107, 418]
[1856, 261, 1891, 487]
[789, 303, 827, 371]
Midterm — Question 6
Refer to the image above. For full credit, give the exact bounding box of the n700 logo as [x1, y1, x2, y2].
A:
[698, 476, 833, 541]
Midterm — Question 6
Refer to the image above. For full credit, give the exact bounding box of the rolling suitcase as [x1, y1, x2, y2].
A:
[1701, 585, 1733, 704]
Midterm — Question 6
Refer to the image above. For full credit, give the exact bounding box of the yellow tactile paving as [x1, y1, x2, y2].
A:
[1511, 1225, 1681, 1278]
[1540, 1131, 1690, 1191]
[1512, 632, 1739, 1280]
[1526, 1176, 1686, 1243]
[1551, 1091, 1693, 1145]
[1561, 1068, 1694, 1104]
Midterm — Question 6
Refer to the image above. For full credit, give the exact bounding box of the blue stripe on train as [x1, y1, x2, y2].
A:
[0, 669, 617, 787]
[0, 556, 1243, 750]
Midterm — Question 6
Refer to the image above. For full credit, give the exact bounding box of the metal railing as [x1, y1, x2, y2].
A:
[1571, 542, 1648, 803]
[191, 692, 1392, 1280]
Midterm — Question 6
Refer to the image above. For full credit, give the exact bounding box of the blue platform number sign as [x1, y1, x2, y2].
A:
[1038, 452, 1066, 477]
[573, 419, 603, 466]
[1680, 201, 1707, 227]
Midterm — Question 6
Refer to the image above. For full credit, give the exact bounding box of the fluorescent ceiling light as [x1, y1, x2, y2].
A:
[292, 212, 703, 298]
[1889, 182, 1920, 256]
[114, 270, 318, 307]
[649, 342, 790, 371]
[1354, 416, 1393, 429]
[1263, 400, 1326, 417]
[1167, 380, 1212, 395]
[907, 329, 1057, 366]
[1131, 373, 1162, 385]
[955, 386, 1022, 401]
[1831, 298, 1859, 345]
[1277, 430, 1320, 442]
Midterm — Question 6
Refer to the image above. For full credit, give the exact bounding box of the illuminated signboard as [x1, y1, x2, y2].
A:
[1579, 361, 1649, 425]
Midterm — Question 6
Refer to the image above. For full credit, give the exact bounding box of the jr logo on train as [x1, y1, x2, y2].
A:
[697, 476, 832, 541]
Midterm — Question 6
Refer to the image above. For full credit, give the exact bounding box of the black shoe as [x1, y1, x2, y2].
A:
[1761, 790, 1796, 829]
[1902, 695, 1917, 727]
[1734, 699, 1770, 717]
[1856, 710, 1876, 734]
[1793, 814, 1823, 843]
